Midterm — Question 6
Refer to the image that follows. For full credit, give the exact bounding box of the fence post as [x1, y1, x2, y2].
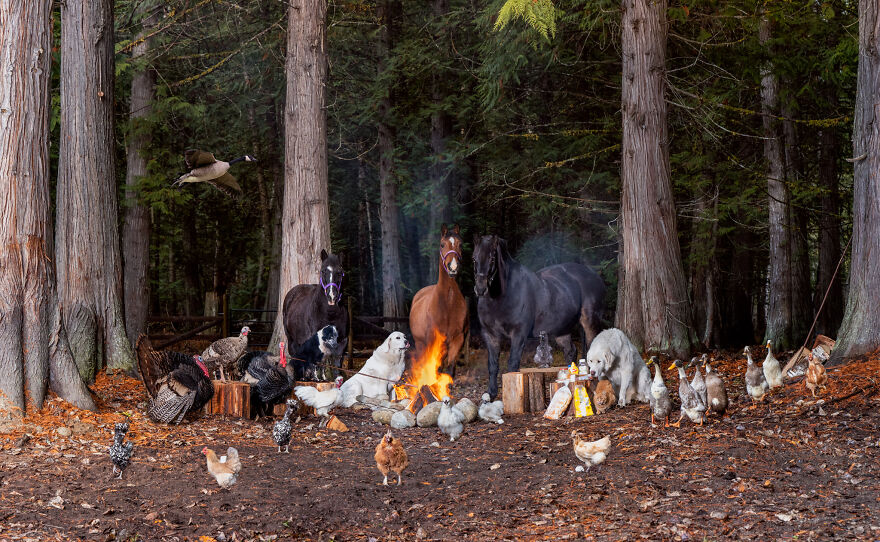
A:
[346, 297, 354, 370]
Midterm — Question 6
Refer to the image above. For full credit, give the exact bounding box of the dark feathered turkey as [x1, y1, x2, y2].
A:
[202, 326, 250, 381]
[136, 335, 214, 425]
[240, 342, 295, 417]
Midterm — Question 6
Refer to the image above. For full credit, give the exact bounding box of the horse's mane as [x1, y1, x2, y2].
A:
[492, 236, 512, 297]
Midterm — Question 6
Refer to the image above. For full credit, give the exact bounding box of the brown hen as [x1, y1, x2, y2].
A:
[374, 431, 408, 486]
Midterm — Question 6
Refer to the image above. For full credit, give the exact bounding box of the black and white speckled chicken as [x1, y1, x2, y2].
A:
[136, 335, 214, 424]
[108, 422, 133, 479]
[272, 399, 299, 453]
[533, 331, 553, 368]
[202, 326, 250, 381]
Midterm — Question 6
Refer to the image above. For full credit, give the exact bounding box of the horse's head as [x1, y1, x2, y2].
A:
[439, 223, 463, 277]
[319, 249, 344, 306]
[473, 234, 504, 297]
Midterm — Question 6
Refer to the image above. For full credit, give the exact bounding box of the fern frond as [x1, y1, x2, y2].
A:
[494, 0, 557, 41]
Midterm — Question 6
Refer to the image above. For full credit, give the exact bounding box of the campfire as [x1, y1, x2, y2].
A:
[394, 330, 453, 413]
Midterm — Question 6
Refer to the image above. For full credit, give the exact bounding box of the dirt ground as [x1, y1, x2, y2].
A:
[1, 347, 880, 541]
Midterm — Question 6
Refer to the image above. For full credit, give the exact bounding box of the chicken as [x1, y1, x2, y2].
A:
[272, 399, 299, 453]
[108, 422, 133, 479]
[571, 432, 611, 472]
[592, 379, 617, 414]
[645, 356, 671, 426]
[763, 340, 784, 389]
[533, 331, 553, 368]
[668, 359, 706, 426]
[136, 335, 214, 424]
[805, 353, 828, 397]
[202, 446, 241, 490]
[202, 326, 250, 381]
[687, 356, 708, 413]
[374, 431, 409, 486]
[744, 345, 769, 402]
[702, 356, 728, 416]
[294, 376, 344, 427]
[478, 393, 504, 424]
[437, 396, 466, 442]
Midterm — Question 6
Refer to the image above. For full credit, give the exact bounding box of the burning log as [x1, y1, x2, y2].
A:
[407, 385, 441, 413]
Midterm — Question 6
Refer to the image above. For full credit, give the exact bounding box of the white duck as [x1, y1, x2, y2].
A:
[763, 340, 784, 389]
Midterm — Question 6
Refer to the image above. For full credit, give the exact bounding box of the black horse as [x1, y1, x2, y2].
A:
[282, 250, 349, 379]
[473, 234, 605, 399]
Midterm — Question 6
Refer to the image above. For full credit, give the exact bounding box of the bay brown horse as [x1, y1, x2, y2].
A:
[409, 224, 469, 376]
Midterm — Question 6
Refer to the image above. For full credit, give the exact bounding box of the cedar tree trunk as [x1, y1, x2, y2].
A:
[269, 0, 332, 347]
[830, 0, 880, 363]
[56, 0, 136, 380]
[616, 0, 694, 356]
[815, 126, 843, 336]
[0, 0, 95, 416]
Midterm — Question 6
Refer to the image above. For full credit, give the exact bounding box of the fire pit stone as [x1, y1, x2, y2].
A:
[416, 401, 444, 427]
[372, 409, 395, 425]
[456, 398, 478, 423]
[390, 409, 417, 429]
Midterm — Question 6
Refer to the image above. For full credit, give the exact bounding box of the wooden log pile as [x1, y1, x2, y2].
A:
[203, 380, 251, 419]
[504, 368, 596, 417]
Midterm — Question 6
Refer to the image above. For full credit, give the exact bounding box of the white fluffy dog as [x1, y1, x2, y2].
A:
[585, 328, 651, 407]
[338, 331, 409, 407]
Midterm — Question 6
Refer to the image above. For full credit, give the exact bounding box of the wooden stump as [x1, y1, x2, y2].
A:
[502, 372, 528, 415]
[522, 368, 562, 413]
[325, 415, 349, 432]
[204, 381, 251, 418]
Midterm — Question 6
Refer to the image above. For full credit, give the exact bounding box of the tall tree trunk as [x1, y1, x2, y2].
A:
[781, 102, 812, 344]
[830, 0, 880, 363]
[0, 0, 94, 416]
[378, 0, 405, 321]
[56, 0, 135, 380]
[815, 126, 843, 336]
[760, 16, 794, 349]
[616, 0, 693, 356]
[122, 5, 157, 346]
[269, 0, 332, 347]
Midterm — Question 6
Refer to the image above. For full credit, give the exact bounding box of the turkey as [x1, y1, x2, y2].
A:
[240, 342, 296, 417]
[202, 326, 250, 381]
[172, 149, 256, 196]
[136, 335, 214, 424]
[533, 331, 553, 368]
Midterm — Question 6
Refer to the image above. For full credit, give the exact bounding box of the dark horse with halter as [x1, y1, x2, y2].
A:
[409, 224, 469, 377]
[473, 234, 605, 399]
[282, 249, 349, 380]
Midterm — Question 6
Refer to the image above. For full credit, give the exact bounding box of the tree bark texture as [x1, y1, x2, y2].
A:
[815, 126, 843, 336]
[615, 0, 694, 357]
[378, 0, 405, 320]
[122, 6, 157, 346]
[831, 0, 880, 363]
[0, 0, 94, 416]
[759, 17, 794, 349]
[781, 105, 812, 344]
[270, 0, 332, 347]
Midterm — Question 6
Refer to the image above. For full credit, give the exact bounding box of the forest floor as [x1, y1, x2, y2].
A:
[1, 346, 880, 541]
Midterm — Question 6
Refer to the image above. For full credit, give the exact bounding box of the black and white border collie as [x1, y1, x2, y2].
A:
[293, 325, 339, 381]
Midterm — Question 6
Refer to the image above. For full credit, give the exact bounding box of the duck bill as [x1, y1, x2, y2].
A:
[667, 363, 676, 371]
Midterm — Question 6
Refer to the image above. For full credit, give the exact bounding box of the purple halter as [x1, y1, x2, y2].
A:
[441, 248, 461, 274]
[320, 273, 343, 297]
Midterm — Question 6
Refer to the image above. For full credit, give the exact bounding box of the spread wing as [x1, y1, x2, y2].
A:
[206, 172, 242, 196]
[184, 149, 217, 168]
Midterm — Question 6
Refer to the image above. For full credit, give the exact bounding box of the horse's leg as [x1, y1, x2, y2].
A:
[507, 333, 526, 374]
[444, 332, 465, 378]
[484, 331, 502, 400]
[555, 334, 576, 366]
[580, 306, 600, 354]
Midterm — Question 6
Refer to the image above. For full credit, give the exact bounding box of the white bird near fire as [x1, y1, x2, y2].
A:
[294, 376, 344, 427]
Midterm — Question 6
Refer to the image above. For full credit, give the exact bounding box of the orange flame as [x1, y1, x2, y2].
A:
[395, 330, 453, 412]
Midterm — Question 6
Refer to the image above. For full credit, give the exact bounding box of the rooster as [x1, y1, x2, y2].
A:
[241, 342, 295, 417]
[108, 422, 133, 479]
[294, 376, 344, 427]
[136, 335, 214, 424]
[202, 446, 241, 489]
[805, 353, 828, 397]
[571, 432, 611, 473]
[374, 431, 409, 486]
[202, 326, 250, 381]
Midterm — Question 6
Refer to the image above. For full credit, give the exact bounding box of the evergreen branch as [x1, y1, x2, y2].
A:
[494, 0, 557, 41]
[118, 0, 216, 55]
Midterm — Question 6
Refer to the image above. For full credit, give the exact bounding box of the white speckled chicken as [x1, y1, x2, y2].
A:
[272, 399, 299, 453]
[763, 340, 784, 389]
[108, 422, 133, 479]
[438, 396, 466, 441]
